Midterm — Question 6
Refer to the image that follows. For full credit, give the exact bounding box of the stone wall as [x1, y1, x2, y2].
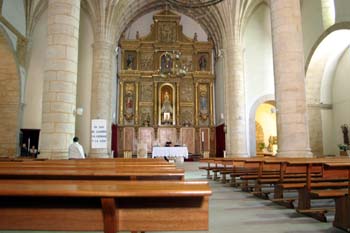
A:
[0, 30, 19, 157]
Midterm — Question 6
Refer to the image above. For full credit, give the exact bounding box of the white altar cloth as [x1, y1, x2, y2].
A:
[152, 147, 188, 159]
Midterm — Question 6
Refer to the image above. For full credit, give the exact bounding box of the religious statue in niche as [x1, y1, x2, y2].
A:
[198, 54, 208, 71]
[160, 88, 173, 124]
[341, 124, 349, 145]
[124, 84, 134, 121]
[199, 85, 209, 121]
[125, 51, 137, 70]
[267, 136, 278, 152]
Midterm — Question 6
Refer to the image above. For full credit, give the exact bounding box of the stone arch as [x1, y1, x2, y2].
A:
[305, 23, 350, 156]
[305, 22, 350, 71]
[248, 94, 275, 156]
[0, 26, 21, 157]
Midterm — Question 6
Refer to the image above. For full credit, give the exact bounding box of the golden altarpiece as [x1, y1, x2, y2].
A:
[117, 10, 215, 156]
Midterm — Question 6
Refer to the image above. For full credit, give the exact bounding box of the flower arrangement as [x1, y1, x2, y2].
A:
[258, 143, 266, 152]
[338, 144, 349, 151]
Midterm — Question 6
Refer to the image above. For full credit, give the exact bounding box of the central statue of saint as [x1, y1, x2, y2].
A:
[161, 91, 173, 123]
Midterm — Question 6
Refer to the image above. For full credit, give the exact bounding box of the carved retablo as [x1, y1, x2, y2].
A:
[118, 9, 215, 155]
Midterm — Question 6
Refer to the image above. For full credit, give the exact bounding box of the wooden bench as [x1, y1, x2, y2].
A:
[199, 158, 216, 179]
[308, 162, 350, 231]
[0, 179, 211, 233]
[279, 159, 349, 222]
[0, 166, 185, 181]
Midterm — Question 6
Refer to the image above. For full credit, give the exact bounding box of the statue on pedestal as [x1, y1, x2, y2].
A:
[341, 124, 349, 145]
[161, 91, 173, 124]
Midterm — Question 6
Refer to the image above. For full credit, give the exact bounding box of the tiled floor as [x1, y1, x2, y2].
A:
[1, 161, 345, 233]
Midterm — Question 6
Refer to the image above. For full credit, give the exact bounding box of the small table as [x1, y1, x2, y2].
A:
[152, 147, 189, 159]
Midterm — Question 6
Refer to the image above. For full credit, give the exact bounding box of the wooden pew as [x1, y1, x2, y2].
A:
[0, 162, 176, 169]
[0, 166, 185, 181]
[199, 158, 216, 179]
[277, 159, 349, 222]
[0, 158, 182, 180]
[309, 162, 350, 231]
[0, 179, 211, 233]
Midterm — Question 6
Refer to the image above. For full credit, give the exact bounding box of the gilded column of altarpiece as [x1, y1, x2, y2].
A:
[118, 10, 215, 155]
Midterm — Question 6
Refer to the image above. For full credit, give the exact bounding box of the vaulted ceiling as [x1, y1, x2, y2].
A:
[26, 0, 269, 53]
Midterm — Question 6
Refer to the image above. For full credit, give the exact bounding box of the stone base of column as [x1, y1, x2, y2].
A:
[88, 149, 111, 158]
[276, 150, 313, 158]
[38, 152, 68, 160]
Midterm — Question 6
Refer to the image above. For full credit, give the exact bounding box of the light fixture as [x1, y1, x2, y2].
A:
[166, 0, 224, 8]
[73, 107, 84, 116]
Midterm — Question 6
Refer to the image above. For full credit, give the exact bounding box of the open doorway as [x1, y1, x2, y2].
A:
[255, 101, 277, 156]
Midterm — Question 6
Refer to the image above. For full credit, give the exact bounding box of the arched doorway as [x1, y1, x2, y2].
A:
[255, 101, 277, 156]
[0, 28, 20, 157]
[249, 95, 277, 156]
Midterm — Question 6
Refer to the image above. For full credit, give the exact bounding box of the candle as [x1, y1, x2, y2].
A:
[28, 138, 30, 152]
[223, 150, 226, 158]
[201, 131, 204, 142]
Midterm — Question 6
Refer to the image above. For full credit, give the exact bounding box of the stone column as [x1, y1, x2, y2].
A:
[89, 41, 114, 158]
[39, 0, 80, 159]
[223, 29, 248, 157]
[321, 0, 335, 30]
[270, 0, 312, 157]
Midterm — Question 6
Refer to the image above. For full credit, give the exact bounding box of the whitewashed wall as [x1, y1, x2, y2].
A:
[301, 0, 323, 60]
[243, 3, 274, 156]
[1, 0, 26, 50]
[331, 47, 350, 155]
[22, 10, 47, 129]
[214, 55, 224, 125]
[335, 0, 350, 23]
[2, 0, 25, 35]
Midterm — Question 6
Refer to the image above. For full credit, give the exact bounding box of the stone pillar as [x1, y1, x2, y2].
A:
[270, 0, 312, 157]
[89, 41, 114, 158]
[223, 29, 248, 157]
[321, 0, 335, 30]
[39, 0, 80, 159]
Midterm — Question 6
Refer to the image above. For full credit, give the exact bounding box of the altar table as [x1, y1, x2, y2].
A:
[152, 147, 189, 159]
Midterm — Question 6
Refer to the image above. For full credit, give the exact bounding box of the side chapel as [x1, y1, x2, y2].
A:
[117, 10, 215, 156]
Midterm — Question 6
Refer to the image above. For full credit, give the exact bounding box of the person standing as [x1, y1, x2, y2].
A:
[68, 137, 85, 159]
[20, 143, 28, 157]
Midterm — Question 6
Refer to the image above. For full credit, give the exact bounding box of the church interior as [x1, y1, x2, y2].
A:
[0, 0, 350, 232]
[0, 0, 349, 159]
